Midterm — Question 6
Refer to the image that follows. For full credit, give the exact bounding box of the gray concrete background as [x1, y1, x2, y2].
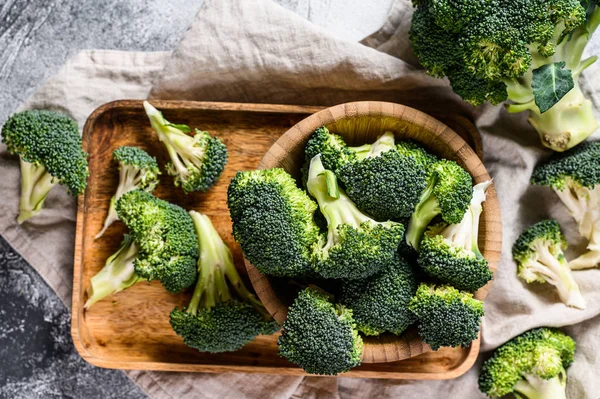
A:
[0, 1, 391, 397]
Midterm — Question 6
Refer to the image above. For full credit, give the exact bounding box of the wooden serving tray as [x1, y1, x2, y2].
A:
[72, 100, 482, 378]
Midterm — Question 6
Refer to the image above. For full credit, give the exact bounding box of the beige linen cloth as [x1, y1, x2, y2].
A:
[2, 0, 600, 398]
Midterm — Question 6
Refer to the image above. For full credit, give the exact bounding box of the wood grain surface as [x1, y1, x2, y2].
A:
[72, 100, 493, 379]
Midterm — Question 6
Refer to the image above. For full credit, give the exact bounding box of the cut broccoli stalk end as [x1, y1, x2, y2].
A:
[17, 158, 58, 224]
[513, 370, 567, 399]
[85, 234, 141, 308]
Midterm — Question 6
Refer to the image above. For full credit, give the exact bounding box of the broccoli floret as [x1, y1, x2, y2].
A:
[170, 211, 278, 353]
[337, 132, 429, 221]
[410, 0, 600, 151]
[408, 283, 484, 350]
[143, 101, 228, 193]
[418, 181, 493, 291]
[307, 155, 405, 279]
[339, 254, 418, 336]
[513, 219, 586, 309]
[84, 234, 141, 308]
[479, 327, 576, 399]
[532, 141, 600, 270]
[95, 146, 160, 238]
[115, 190, 198, 293]
[227, 168, 320, 277]
[1, 110, 89, 223]
[278, 287, 363, 375]
[395, 140, 438, 167]
[406, 159, 473, 250]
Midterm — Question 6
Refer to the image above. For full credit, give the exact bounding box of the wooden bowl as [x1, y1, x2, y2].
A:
[245, 101, 502, 365]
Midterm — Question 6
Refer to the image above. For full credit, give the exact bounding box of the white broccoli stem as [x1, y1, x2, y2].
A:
[365, 131, 395, 158]
[17, 158, 57, 224]
[553, 187, 587, 227]
[513, 372, 567, 399]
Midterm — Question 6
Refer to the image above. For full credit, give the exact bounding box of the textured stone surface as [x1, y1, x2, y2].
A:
[0, 0, 390, 397]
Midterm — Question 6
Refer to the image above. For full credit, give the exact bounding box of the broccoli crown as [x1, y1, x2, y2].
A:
[418, 225, 493, 292]
[339, 254, 418, 336]
[278, 287, 363, 375]
[227, 168, 320, 277]
[408, 283, 484, 350]
[303, 126, 358, 174]
[113, 146, 158, 170]
[531, 141, 600, 190]
[395, 140, 439, 167]
[1, 109, 88, 195]
[337, 146, 429, 221]
[512, 219, 567, 266]
[479, 328, 576, 398]
[143, 101, 228, 193]
[115, 190, 198, 292]
[307, 155, 405, 279]
[410, 0, 589, 106]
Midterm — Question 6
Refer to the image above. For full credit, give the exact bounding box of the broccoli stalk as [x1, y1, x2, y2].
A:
[17, 158, 57, 224]
[96, 147, 160, 238]
[84, 234, 141, 308]
[512, 372, 567, 399]
[513, 220, 585, 309]
[143, 101, 227, 193]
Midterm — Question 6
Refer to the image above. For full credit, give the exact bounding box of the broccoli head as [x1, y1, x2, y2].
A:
[395, 140, 438, 167]
[307, 155, 405, 279]
[479, 327, 576, 399]
[408, 283, 484, 350]
[406, 159, 473, 250]
[339, 254, 418, 336]
[1, 110, 89, 223]
[227, 168, 320, 277]
[278, 287, 363, 375]
[143, 101, 228, 193]
[96, 146, 160, 238]
[337, 132, 429, 221]
[115, 190, 198, 293]
[418, 181, 494, 292]
[410, 0, 600, 151]
[170, 211, 278, 353]
[532, 141, 600, 270]
[513, 219, 585, 309]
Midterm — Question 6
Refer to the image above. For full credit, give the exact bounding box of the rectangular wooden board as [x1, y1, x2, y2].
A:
[72, 100, 480, 378]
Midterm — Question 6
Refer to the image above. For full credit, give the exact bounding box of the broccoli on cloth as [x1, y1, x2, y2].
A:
[95, 146, 160, 238]
[1, 110, 89, 223]
[417, 181, 494, 292]
[532, 141, 600, 270]
[408, 283, 484, 350]
[170, 211, 278, 353]
[479, 327, 576, 399]
[307, 155, 405, 280]
[410, 0, 600, 151]
[513, 219, 585, 309]
[278, 287, 363, 375]
[143, 101, 228, 193]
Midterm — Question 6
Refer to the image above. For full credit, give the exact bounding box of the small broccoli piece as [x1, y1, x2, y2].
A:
[339, 254, 418, 336]
[307, 155, 405, 279]
[479, 327, 576, 399]
[395, 140, 438, 167]
[170, 212, 278, 353]
[337, 132, 429, 220]
[1, 110, 88, 223]
[227, 168, 320, 277]
[513, 219, 585, 309]
[408, 283, 484, 350]
[85, 234, 141, 308]
[410, 0, 600, 151]
[143, 101, 228, 193]
[532, 141, 600, 270]
[95, 146, 160, 238]
[115, 190, 198, 293]
[278, 287, 363, 375]
[418, 181, 493, 291]
[406, 159, 473, 250]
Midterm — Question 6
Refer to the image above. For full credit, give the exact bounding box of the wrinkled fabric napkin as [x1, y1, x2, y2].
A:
[2, 0, 600, 398]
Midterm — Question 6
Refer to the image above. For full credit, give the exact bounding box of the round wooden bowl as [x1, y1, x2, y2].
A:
[245, 101, 502, 364]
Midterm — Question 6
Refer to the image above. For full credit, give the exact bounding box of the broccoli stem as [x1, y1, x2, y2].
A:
[406, 183, 440, 250]
[84, 235, 141, 308]
[365, 131, 395, 158]
[513, 371, 567, 399]
[17, 158, 57, 224]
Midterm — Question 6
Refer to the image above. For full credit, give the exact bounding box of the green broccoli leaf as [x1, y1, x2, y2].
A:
[165, 122, 191, 133]
[532, 62, 574, 113]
